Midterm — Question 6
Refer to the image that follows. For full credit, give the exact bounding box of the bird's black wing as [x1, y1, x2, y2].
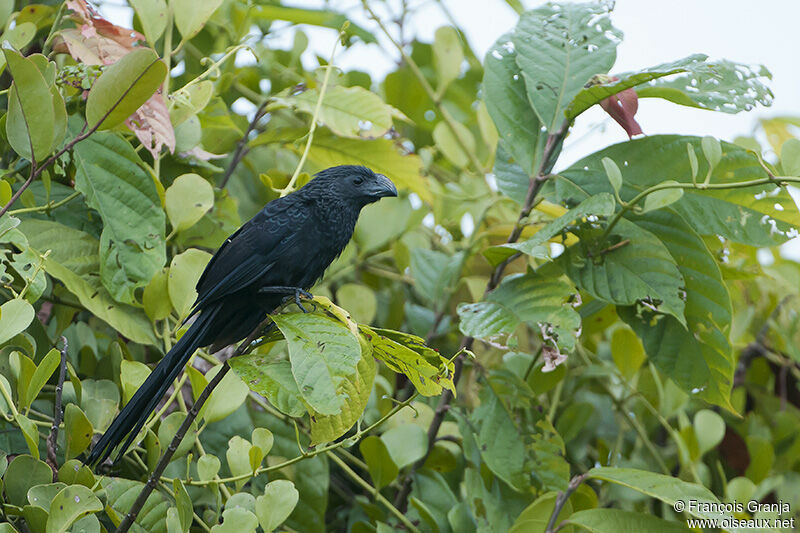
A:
[186, 199, 303, 316]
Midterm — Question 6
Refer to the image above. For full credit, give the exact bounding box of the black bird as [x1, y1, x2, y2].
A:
[86, 165, 397, 467]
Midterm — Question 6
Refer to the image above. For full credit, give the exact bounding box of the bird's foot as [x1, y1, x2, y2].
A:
[294, 288, 314, 313]
[262, 286, 314, 313]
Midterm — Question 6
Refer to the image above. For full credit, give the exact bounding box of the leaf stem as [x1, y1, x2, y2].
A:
[545, 473, 588, 533]
[7, 191, 81, 215]
[46, 336, 68, 478]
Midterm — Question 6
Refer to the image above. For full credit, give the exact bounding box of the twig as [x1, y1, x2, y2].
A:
[394, 120, 571, 511]
[7, 191, 81, 216]
[46, 336, 68, 478]
[545, 473, 588, 533]
[220, 99, 269, 189]
[116, 317, 273, 533]
[0, 59, 164, 218]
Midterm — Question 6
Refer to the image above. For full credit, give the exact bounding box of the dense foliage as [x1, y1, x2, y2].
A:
[1, 0, 800, 531]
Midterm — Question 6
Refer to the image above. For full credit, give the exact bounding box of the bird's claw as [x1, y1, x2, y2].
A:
[293, 288, 314, 313]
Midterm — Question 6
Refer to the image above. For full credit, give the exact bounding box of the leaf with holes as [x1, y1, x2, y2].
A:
[512, 2, 622, 132]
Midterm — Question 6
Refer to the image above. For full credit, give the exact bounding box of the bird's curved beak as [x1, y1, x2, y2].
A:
[371, 174, 398, 198]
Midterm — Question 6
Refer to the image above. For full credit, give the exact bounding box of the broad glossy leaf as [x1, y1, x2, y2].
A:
[3, 46, 55, 161]
[226, 435, 254, 490]
[86, 48, 166, 130]
[255, 480, 300, 533]
[202, 364, 249, 423]
[359, 436, 398, 490]
[381, 424, 428, 469]
[512, 2, 621, 132]
[0, 22, 36, 74]
[493, 143, 531, 204]
[694, 409, 725, 455]
[168, 248, 211, 318]
[130, 0, 168, 44]
[484, 34, 540, 174]
[473, 386, 527, 491]
[273, 311, 361, 416]
[120, 360, 150, 404]
[170, 80, 214, 126]
[566, 54, 708, 119]
[0, 298, 35, 345]
[28, 483, 67, 511]
[641, 182, 684, 213]
[170, 0, 224, 39]
[72, 129, 166, 304]
[165, 173, 214, 232]
[143, 268, 171, 321]
[637, 60, 773, 113]
[561, 218, 686, 324]
[157, 412, 196, 461]
[309, 335, 375, 444]
[433, 26, 463, 93]
[335, 283, 376, 324]
[102, 477, 170, 532]
[197, 454, 221, 482]
[4, 455, 53, 507]
[19, 220, 157, 345]
[278, 85, 393, 138]
[45, 485, 102, 533]
[251, 4, 375, 43]
[588, 467, 736, 523]
[509, 491, 572, 533]
[64, 404, 93, 459]
[567, 508, 690, 533]
[458, 271, 581, 351]
[23, 347, 60, 409]
[433, 120, 475, 168]
[610, 326, 645, 379]
[410, 249, 463, 304]
[618, 211, 734, 409]
[550, 135, 800, 246]
[229, 356, 306, 417]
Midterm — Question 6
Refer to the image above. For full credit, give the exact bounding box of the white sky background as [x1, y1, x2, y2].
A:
[99, 0, 800, 258]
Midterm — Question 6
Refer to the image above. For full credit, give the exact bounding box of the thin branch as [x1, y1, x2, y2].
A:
[46, 336, 68, 478]
[116, 317, 273, 533]
[0, 58, 164, 218]
[7, 191, 81, 216]
[545, 473, 588, 533]
[220, 99, 269, 189]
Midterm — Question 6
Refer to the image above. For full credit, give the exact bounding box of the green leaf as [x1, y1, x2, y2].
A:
[19, 220, 157, 345]
[130, 0, 168, 45]
[484, 34, 540, 175]
[251, 5, 375, 43]
[170, 0, 224, 39]
[16, 415, 39, 458]
[197, 454, 220, 482]
[3, 45, 55, 161]
[493, 143, 532, 204]
[618, 211, 734, 409]
[485, 193, 616, 266]
[335, 283, 377, 324]
[28, 482, 67, 511]
[381, 424, 428, 469]
[701, 135, 722, 170]
[587, 466, 736, 523]
[64, 404, 93, 460]
[781, 138, 800, 175]
[309, 334, 375, 444]
[81, 380, 121, 432]
[433, 120, 476, 168]
[687, 143, 699, 180]
[272, 311, 361, 416]
[636, 60, 773, 113]
[610, 326, 645, 380]
[359, 436, 398, 490]
[211, 508, 258, 533]
[168, 248, 211, 318]
[601, 157, 622, 194]
[102, 477, 170, 531]
[4, 455, 53, 507]
[567, 508, 690, 533]
[230, 356, 306, 417]
[0, 298, 35, 345]
[202, 364, 249, 423]
[165, 173, 214, 232]
[157, 412, 196, 461]
[473, 385, 527, 491]
[562, 218, 686, 325]
[86, 48, 166, 130]
[277, 86, 394, 138]
[433, 26, 463, 93]
[509, 491, 572, 533]
[693, 409, 725, 455]
[72, 129, 166, 304]
[255, 480, 300, 533]
[641, 182, 684, 213]
[170, 80, 214, 126]
[143, 268, 172, 321]
[512, 2, 621, 132]
[551, 135, 800, 246]
[226, 435, 253, 491]
[361, 326, 455, 396]
[566, 54, 709, 119]
[0, 22, 36, 74]
[45, 485, 102, 533]
[458, 271, 581, 352]
[121, 360, 151, 404]
[23, 347, 60, 409]
[410, 249, 463, 304]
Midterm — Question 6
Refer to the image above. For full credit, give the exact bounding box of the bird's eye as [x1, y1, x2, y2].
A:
[353, 177, 364, 185]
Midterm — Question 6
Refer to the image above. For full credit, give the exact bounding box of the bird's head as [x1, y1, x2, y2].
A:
[306, 165, 398, 207]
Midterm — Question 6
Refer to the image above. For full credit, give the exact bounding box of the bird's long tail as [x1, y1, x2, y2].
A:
[85, 304, 221, 467]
